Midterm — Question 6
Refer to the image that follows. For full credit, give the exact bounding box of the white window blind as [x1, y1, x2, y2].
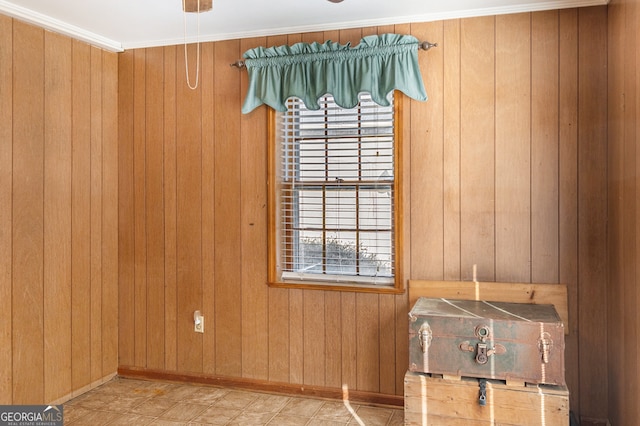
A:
[276, 93, 396, 286]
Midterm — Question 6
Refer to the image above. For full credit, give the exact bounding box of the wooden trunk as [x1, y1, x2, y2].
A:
[408, 298, 565, 385]
[404, 371, 570, 426]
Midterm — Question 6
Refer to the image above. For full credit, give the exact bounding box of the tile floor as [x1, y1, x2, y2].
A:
[63, 377, 405, 425]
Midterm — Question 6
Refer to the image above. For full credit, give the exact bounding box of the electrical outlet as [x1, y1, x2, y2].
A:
[194, 311, 204, 333]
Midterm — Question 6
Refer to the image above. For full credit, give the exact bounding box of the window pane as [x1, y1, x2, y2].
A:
[278, 93, 396, 285]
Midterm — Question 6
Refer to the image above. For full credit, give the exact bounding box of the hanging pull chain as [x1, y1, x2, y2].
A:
[183, 0, 201, 90]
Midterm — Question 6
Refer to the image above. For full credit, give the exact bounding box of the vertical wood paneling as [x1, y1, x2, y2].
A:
[606, 1, 624, 421]
[201, 41, 216, 376]
[163, 45, 178, 372]
[90, 46, 104, 383]
[460, 16, 496, 281]
[578, 6, 608, 420]
[213, 39, 242, 377]
[12, 21, 44, 404]
[118, 49, 136, 367]
[558, 8, 580, 413]
[133, 49, 147, 368]
[636, 26, 640, 425]
[145, 47, 165, 370]
[531, 11, 560, 284]
[71, 39, 92, 391]
[176, 43, 203, 372]
[608, 0, 640, 424]
[356, 293, 379, 392]
[288, 289, 304, 384]
[268, 289, 290, 382]
[340, 293, 357, 389]
[102, 50, 119, 377]
[303, 291, 325, 386]
[0, 14, 12, 405]
[324, 292, 342, 388]
[4, 17, 118, 404]
[495, 13, 531, 283]
[240, 35, 269, 380]
[607, 1, 624, 419]
[378, 295, 396, 395]
[636, 3, 640, 422]
[621, 1, 638, 421]
[394, 293, 409, 395]
[44, 31, 72, 403]
[443, 19, 462, 281]
[410, 21, 444, 280]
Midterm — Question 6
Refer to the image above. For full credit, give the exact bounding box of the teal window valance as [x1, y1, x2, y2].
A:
[241, 33, 428, 114]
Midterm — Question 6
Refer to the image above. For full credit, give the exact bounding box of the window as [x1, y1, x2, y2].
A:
[268, 92, 403, 292]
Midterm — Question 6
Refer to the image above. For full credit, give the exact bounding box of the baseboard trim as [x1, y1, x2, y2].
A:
[581, 418, 611, 426]
[117, 366, 403, 407]
[48, 372, 117, 406]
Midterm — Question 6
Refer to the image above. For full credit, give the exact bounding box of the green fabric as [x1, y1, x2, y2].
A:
[241, 33, 428, 114]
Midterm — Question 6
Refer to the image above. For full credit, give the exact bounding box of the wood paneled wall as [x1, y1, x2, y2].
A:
[0, 17, 119, 404]
[117, 6, 609, 420]
[608, 0, 640, 425]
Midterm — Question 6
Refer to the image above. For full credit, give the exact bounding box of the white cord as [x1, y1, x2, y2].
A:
[182, 0, 201, 90]
[342, 385, 365, 426]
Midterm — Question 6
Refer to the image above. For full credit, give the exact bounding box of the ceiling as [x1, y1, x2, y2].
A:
[0, 0, 608, 52]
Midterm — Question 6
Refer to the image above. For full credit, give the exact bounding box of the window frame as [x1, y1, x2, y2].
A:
[267, 92, 404, 294]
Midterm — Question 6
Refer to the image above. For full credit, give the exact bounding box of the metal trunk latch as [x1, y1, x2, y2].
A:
[478, 379, 487, 406]
[418, 323, 432, 353]
[459, 325, 506, 365]
[538, 332, 553, 363]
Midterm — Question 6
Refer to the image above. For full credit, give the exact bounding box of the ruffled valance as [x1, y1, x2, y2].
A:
[241, 33, 428, 114]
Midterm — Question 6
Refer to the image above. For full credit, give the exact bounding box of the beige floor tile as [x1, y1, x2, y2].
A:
[128, 398, 177, 417]
[65, 409, 123, 425]
[160, 384, 209, 401]
[103, 394, 149, 413]
[250, 393, 292, 413]
[226, 411, 277, 425]
[115, 379, 179, 398]
[266, 413, 312, 425]
[158, 402, 209, 422]
[105, 413, 155, 425]
[314, 401, 355, 423]
[387, 409, 404, 425]
[146, 419, 188, 426]
[63, 405, 93, 424]
[177, 386, 229, 406]
[280, 397, 324, 417]
[191, 405, 241, 424]
[90, 378, 140, 395]
[306, 419, 348, 426]
[211, 390, 258, 410]
[67, 392, 119, 410]
[352, 405, 393, 425]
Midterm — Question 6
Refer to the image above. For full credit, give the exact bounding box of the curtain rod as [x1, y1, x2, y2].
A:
[229, 40, 438, 69]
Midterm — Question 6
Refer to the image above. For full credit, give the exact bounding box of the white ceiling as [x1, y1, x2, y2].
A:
[0, 0, 608, 52]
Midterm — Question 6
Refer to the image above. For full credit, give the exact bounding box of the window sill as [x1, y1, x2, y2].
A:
[268, 279, 405, 294]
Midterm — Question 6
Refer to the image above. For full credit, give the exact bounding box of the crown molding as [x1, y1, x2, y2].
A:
[0, 0, 123, 52]
[1, 0, 607, 52]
